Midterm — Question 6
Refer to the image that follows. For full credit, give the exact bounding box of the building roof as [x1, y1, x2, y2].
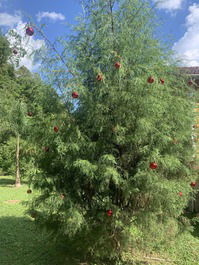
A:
[179, 67, 199, 75]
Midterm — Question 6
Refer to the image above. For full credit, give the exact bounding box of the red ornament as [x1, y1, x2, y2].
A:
[27, 112, 33, 117]
[160, 78, 164, 84]
[27, 189, 32, 194]
[191, 182, 196, 187]
[72, 91, 78, 98]
[114, 62, 121, 69]
[150, 162, 158, 169]
[179, 192, 183, 197]
[147, 76, 154, 83]
[188, 80, 193, 86]
[97, 74, 103, 81]
[44, 146, 49, 152]
[107, 209, 113, 217]
[54, 126, 59, 133]
[13, 49, 18, 55]
[26, 27, 34, 36]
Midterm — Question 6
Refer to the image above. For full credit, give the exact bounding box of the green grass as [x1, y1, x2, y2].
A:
[0, 176, 75, 265]
[1, 175, 199, 265]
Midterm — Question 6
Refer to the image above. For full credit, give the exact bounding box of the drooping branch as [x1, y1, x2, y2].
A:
[109, 0, 114, 34]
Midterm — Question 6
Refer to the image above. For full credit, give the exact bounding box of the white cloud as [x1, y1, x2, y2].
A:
[0, 12, 21, 27]
[6, 21, 46, 72]
[152, 0, 184, 10]
[36, 11, 65, 22]
[172, 3, 199, 66]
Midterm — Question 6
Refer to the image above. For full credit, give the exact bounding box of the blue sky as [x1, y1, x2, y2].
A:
[0, 0, 199, 73]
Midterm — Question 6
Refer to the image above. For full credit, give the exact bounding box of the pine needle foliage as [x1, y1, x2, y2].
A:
[26, 0, 199, 264]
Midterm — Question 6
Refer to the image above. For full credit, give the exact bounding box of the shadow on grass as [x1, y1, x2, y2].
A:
[0, 216, 75, 265]
[0, 178, 28, 187]
[184, 211, 199, 238]
[0, 178, 15, 186]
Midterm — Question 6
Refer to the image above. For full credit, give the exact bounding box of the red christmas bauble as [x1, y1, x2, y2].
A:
[191, 181, 196, 187]
[188, 80, 193, 86]
[160, 78, 164, 84]
[107, 209, 113, 217]
[13, 49, 18, 55]
[147, 76, 154, 83]
[114, 62, 121, 69]
[54, 126, 59, 133]
[72, 91, 78, 98]
[150, 162, 158, 169]
[26, 27, 34, 36]
[27, 189, 32, 194]
[97, 74, 103, 81]
[27, 112, 33, 117]
[44, 146, 49, 152]
[179, 192, 183, 197]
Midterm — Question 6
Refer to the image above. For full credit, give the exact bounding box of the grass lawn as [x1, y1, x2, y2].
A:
[1, 175, 199, 265]
[0, 175, 74, 265]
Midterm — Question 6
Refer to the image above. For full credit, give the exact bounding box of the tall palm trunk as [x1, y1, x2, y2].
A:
[15, 134, 21, 187]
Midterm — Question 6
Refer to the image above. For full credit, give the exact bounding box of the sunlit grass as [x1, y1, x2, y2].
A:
[0, 176, 73, 265]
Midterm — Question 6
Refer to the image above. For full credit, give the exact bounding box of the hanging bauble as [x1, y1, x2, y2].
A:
[72, 91, 78, 98]
[179, 192, 183, 197]
[26, 27, 34, 36]
[13, 49, 18, 55]
[147, 76, 154, 83]
[27, 189, 32, 194]
[97, 74, 103, 81]
[191, 182, 196, 187]
[114, 62, 121, 69]
[188, 80, 193, 86]
[160, 78, 164, 84]
[150, 162, 158, 169]
[27, 112, 33, 117]
[107, 209, 113, 216]
[54, 126, 59, 133]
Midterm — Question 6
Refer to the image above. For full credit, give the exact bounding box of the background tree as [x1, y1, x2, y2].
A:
[0, 33, 64, 187]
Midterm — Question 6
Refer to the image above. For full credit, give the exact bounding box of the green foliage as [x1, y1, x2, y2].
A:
[0, 31, 63, 181]
[0, 137, 16, 175]
[0, 35, 11, 65]
[16, 0, 199, 264]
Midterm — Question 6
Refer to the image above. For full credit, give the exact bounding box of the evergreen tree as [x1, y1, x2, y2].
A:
[0, 33, 63, 186]
[25, 0, 198, 264]
[0, 34, 11, 65]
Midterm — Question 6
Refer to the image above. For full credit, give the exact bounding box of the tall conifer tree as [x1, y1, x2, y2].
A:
[26, 0, 198, 263]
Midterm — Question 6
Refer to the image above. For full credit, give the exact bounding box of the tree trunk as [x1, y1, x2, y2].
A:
[15, 134, 21, 188]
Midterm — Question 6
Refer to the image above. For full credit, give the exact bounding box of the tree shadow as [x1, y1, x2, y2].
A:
[183, 211, 199, 238]
[0, 178, 28, 187]
[0, 178, 15, 186]
[0, 216, 75, 265]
